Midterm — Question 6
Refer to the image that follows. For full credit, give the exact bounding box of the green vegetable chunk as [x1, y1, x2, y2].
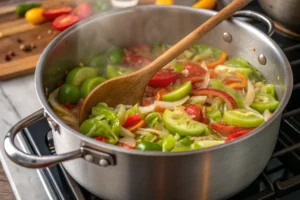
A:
[80, 77, 106, 98]
[136, 141, 162, 151]
[65, 67, 97, 87]
[223, 109, 264, 128]
[106, 46, 125, 64]
[250, 93, 279, 113]
[162, 81, 192, 102]
[58, 84, 80, 104]
[16, 3, 41, 16]
[91, 107, 120, 135]
[162, 135, 177, 152]
[163, 110, 208, 136]
[89, 54, 107, 75]
[106, 64, 134, 79]
[264, 84, 276, 97]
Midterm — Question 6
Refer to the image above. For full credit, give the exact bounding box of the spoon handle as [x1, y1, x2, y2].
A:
[139, 0, 253, 79]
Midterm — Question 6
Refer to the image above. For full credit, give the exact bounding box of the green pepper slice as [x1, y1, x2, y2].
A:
[126, 104, 140, 117]
[163, 110, 208, 136]
[80, 77, 106, 98]
[264, 84, 276, 98]
[106, 64, 134, 79]
[250, 93, 279, 113]
[223, 109, 264, 128]
[136, 141, 162, 151]
[162, 134, 177, 152]
[180, 137, 194, 146]
[65, 67, 97, 87]
[91, 107, 120, 135]
[162, 81, 192, 102]
[106, 46, 125, 64]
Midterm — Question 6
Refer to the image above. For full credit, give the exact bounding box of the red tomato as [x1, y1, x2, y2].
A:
[64, 103, 73, 109]
[52, 14, 80, 31]
[148, 69, 178, 88]
[118, 143, 135, 149]
[125, 44, 151, 58]
[43, 6, 73, 21]
[192, 89, 238, 110]
[184, 105, 203, 121]
[95, 136, 108, 143]
[72, 2, 92, 19]
[123, 113, 142, 128]
[122, 55, 151, 68]
[180, 63, 207, 83]
[211, 122, 251, 137]
[225, 130, 252, 142]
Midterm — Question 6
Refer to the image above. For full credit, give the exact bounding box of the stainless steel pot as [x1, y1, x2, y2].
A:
[3, 6, 293, 200]
[258, 0, 300, 33]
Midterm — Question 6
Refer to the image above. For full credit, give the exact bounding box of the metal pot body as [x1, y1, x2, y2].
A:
[258, 0, 300, 33]
[4, 6, 293, 200]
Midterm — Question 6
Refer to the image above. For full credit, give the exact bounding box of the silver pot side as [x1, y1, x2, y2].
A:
[258, 0, 300, 33]
[31, 6, 292, 200]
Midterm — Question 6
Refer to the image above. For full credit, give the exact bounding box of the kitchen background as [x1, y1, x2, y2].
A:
[1, 0, 300, 200]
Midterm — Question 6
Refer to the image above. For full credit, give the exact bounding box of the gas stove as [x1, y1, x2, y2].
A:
[3, 2, 300, 200]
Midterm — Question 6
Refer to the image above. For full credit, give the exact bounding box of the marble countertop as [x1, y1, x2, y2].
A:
[0, 75, 51, 200]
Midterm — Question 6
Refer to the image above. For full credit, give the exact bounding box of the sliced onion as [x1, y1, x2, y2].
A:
[48, 89, 70, 115]
[187, 96, 207, 105]
[139, 96, 190, 114]
[263, 109, 272, 121]
[119, 137, 136, 147]
[137, 128, 168, 137]
[244, 79, 255, 106]
[120, 127, 135, 138]
[200, 72, 210, 88]
[154, 96, 189, 110]
[124, 105, 133, 109]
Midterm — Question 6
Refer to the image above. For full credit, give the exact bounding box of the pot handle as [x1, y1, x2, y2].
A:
[233, 10, 275, 36]
[3, 109, 82, 168]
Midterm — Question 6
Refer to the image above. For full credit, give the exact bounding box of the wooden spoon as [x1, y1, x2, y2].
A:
[80, 0, 253, 123]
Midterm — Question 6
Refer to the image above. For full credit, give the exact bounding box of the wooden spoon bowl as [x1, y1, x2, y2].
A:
[80, 0, 253, 124]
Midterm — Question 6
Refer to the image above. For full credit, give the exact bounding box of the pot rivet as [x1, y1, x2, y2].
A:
[258, 54, 267, 65]
[84, 154, 94, 162]
[222, 32, 232, 43]
[99, 159, 109, 167]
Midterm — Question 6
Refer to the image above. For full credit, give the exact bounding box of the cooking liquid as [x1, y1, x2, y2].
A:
[111, 0, 139, 7]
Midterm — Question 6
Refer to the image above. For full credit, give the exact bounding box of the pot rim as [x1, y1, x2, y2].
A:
[35, 5, 293, 156]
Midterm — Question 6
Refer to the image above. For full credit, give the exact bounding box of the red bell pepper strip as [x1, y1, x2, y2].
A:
[180, 62, 207, 83]
[225, 130, 252, 142]
[184, 104, 203, 122]
[123, 113, 142, 128]
[211, 122, 251, 137]
[192, 88, 238, 110]
[128, 120, 146, 132]
[206, 52, 227, 68]
[95, 136, 108, 143]
[148, 69, 178, 88]
[43, 6, 73, 21]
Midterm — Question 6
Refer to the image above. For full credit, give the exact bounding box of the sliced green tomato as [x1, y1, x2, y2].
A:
[80, 77, 107, 98]
[106, 46, 125, 64]
[106, 64, 134, 79]
[223, 109, 264, 128]
[264, 84, 276, 97]
[57, 84, 80, 104]
[66, 67, 97, 87]
[250, 93, 279, 113]
[162, 81, 192, 102]
[163, 109, 208, 136]
[89, 54, 107, 75]
[171, 62, 185, 73]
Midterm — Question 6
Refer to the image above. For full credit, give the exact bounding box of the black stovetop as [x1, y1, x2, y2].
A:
[20, 2, 300, 200]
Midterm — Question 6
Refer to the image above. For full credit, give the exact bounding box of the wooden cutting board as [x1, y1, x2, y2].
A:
[0, 0, 155, 81]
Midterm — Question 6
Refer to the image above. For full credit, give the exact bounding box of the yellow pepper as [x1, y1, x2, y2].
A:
[155, 0, 174, 5]
[192, 0, 216, 9]
[25, 8, 45, 25]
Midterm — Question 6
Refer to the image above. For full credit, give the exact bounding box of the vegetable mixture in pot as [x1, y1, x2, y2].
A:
[48, 44, 279, 152]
